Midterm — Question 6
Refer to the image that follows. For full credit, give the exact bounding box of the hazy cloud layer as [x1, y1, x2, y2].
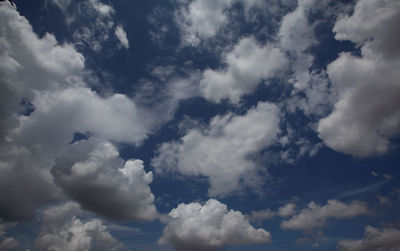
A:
[159, 199, 271, 251]
[152, 102, 281, 197]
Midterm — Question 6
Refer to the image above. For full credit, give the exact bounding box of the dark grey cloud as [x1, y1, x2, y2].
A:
[52, 138, 158, 221]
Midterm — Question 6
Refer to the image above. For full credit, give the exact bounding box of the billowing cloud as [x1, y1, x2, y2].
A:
[281, 200, 370, 231]
[115, 25, 129, 49]
[159, 199, 271, 251]
[0, 4, 84, 142]
[200, 37, 288, 103]
[35, 202, 123, 251]
[52, 138, 158, 221]
[318, 0, 400, 157]
[0, 4, 157, 222]
[152, 102, 281, 197]
[338, 226, 400, 251]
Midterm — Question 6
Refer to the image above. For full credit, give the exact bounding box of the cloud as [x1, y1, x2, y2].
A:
[249, 209, 275, 223]
[52, 138, 158, 221]
[200, 37, 288, 103]
[278, 0, 316, 53]
[152, 102, 281, 197]
[0, 4, 84, 142]
[175, 0, 234, 46]
[158, 199, 271, 251]
[278, 203, 297, 217]
[0, 237, 19, 250]
[35, 202, 123, 251]
[281, 200, 370, 231]
[0, 5, 158, 222]
[333, 0, 400, 61]
[318, 0, 400, 157]
[338, 226, 400, 251]
[115, 25, 129, 49]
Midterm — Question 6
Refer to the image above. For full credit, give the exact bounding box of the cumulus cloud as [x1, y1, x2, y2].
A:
[115, 25, 129, 49]
[152, 102, 281, 197]
[318, 0, 400, 157]
[52, 138, 158, 221]
[159, 199, 271, 251]
[281, 200, 370, 231]
[0, 5, 158, 222]
[35, 202, 123, 251]
[200, 37, 288, 103]
[338, 226, 400, 251]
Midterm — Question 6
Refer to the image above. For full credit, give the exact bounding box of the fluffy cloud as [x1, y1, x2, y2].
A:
[175, 0, 234, 46]
[333, 0, 400, 61]
[35, 202, 123, 251]
[278, 0, 316, 53]
[338, 226, 400, 251]
[152, 102, 281, 197]
[318, 0, 400, 157]
[0, 4, 84, 142]
[200, 37, 288, 103]
[281, 200, 370, 231]
[115, 25, 129, 49]
[159, 199, 271, 251]
[52, 138, 158, 221]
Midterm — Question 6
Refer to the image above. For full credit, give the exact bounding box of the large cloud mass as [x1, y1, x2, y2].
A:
[0, 4, 157, 222]
[318, 0, 400, 157]
[152, 102, 281, 197]
[159, 199, 271, 251]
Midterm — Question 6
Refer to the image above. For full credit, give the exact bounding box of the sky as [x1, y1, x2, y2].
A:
[0, 0, 400, 250]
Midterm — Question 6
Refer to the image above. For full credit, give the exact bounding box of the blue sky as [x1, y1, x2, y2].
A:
[0, 0, 400, 250]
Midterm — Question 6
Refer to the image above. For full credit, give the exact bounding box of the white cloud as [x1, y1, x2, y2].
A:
[318, 0, 400, 157]
[338, 226, 400, 251]
[200, 37, 288, 103]
[14, 86, 152, 148]
[88, 0, 115, 16]
[52, 138, 158, 221]
[175, 0, 234, 46]
[333, 0, 400, 61]
[152, 102, 281, 197]
[278, 203, 297, 217]
[35, 202, 123, 251]
[278, 0, 316, 53]
[281, 200, 370, 231]
[159, 199, 271, 251]
[115, 25, 129, 49]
